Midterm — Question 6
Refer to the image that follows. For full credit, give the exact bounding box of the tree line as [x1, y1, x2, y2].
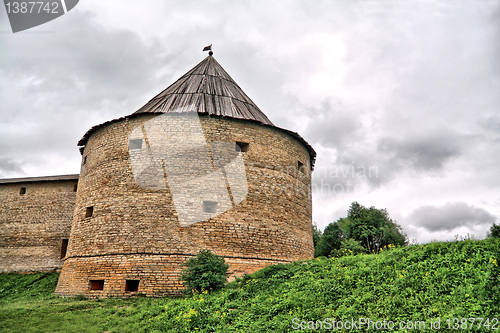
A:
[314, 202, 500, 258]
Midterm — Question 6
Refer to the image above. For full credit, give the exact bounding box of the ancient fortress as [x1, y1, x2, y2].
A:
[0, 54, 316, 297]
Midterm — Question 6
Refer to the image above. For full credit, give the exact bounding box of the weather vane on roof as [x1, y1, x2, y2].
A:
[203, 44, 213, 56]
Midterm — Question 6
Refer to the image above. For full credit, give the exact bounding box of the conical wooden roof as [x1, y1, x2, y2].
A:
[133, 55, 273, 125]
[78, 55, 315, 168]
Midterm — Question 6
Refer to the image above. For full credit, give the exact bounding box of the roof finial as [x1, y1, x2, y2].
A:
[203, 44, 213, 56]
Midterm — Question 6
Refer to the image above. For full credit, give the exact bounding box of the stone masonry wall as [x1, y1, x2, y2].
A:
[0, 179, 78, 272]
[56, 254, 282, 297]
[56, 113, 313, 297]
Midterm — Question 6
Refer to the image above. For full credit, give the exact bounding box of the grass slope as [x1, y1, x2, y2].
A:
[0, 239, 499, 332]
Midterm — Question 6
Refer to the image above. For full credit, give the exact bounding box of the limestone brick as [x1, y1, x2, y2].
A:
[0, 179, 77, 272]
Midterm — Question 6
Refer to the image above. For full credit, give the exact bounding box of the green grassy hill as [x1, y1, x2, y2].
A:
[1, 239, 499, 332]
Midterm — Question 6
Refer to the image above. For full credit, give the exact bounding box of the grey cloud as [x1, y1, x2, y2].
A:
[313, 128, 466, 193]
[304, 99, 379, 195]
[312, 127, 472, 193]
[301, 1, 499, 194]
[377, 130, 465, 171]
[0, 11, 174, 177]
[479, 115, 500, 134]
[303, 100, 361, 149]
[489, 5, 500, 78]
[0, 158, 25, 178]
[408, 202, 497, 232]
[1, 12, 170, 115]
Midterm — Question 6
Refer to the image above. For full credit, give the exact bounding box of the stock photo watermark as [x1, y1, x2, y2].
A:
[3, 0, 79, 32]
[129, 110, 248, 227]
[127, 109, 380, 227]
[126, 109, 380, 227]
[311, 162, 379, 195]
[292, 317, 499, 331]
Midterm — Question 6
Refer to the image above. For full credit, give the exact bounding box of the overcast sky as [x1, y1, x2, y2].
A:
[1, 0, 499, 243]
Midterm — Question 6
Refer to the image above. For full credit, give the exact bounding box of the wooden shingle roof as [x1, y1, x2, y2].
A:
[133, 55, 274, 125]
[77, 55, 316, 168]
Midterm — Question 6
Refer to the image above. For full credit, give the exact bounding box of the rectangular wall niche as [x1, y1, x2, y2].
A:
[125, 280, 140, 292]
[236, 141, 249, 152]
[129, 139, 143, 150]
[298, 161, 305, 173]
[60, 239, 69, 259]
[19, 187, 26, 195]
[85, 206, 94, 218]
[203, 201, 218, 213]
[89, 280, 104, 291]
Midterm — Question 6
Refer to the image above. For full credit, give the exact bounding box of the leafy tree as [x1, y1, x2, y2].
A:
[488, 223, 500, 238]
[180, 250, 229, 294]
[346, 202, 407, 253]
[312, 222, 322, 248]
[315, 219, 344, 257]
[314, 202, 407, 257]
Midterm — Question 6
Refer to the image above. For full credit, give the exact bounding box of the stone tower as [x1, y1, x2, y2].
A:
[55, 54, 316, 297]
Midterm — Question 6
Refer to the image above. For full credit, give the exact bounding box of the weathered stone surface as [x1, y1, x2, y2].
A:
[0, 180, 77, 272]
[55, 113, 313, 297]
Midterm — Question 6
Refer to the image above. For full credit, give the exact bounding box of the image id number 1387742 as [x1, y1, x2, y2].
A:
[5, 2, 60, 14]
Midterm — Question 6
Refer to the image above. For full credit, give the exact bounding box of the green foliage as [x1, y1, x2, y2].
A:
[315, 202, 407, 257]
[0, 272, 120, 333]
[347, 202, 407, 252]
[311, 222, 322, 248]
[0, 272, 58, 300]
[180, 250, 229, 294]
[488, 223, 500, 238]
[118, 238, 499, 332]
[315, 219, 343, 257]
[338, 238, 368, 256]
[1, 239, 499, 332]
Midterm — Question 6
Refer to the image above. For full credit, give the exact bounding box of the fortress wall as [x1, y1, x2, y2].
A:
[56, 113, 313, 297]
[0, 179, 78, 272]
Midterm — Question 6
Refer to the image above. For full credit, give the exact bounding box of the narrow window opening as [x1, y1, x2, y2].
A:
[60, 239, 69, 259]
[203, 201, 218, 214]
[236, 141, 249, 153]
[129, 139, 143, 150]
[298, 161, 305, 173]
[19, 187, 26, 195]
[73, 183, 78, 192]
[89, 280, 104, 291]
[85, 206, 94, 218]
[125, 280, 140, 292]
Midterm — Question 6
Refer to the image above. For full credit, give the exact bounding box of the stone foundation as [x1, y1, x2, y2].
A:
[55, 253, 288, 297]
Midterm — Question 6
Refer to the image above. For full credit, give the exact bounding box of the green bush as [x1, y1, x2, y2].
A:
[336, 238, 368, 256]
[315, 202, 407, 257]
[180, 250, 229, 294]
[488, 223, 500, 238]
